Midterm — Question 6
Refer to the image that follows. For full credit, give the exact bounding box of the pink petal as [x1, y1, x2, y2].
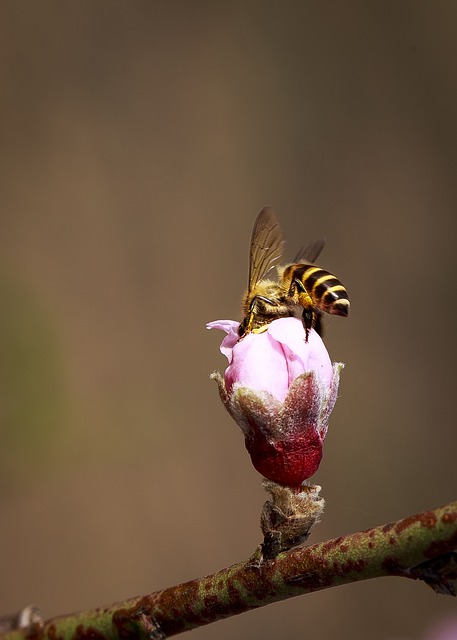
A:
[206, 319, 240, 362]
[268, 318, 333, 388]
[227, 330, 290, 401]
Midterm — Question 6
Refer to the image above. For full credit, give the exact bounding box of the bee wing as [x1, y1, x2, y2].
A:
[292, 238, 326, 264]
[248, 207, 285, 290]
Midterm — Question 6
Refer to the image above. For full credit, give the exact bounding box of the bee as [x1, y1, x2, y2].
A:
[238, 206, 350, 341]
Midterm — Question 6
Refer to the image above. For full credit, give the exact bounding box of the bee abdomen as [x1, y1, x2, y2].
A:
[297, 265, 350, 316]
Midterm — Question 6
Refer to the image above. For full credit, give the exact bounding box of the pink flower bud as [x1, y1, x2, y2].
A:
[207, 317, 343, 489]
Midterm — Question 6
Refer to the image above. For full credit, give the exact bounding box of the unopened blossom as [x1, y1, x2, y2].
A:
[207, 317, 343, 489]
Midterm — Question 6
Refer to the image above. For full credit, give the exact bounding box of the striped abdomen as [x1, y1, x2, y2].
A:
[284, 263, 350, 317]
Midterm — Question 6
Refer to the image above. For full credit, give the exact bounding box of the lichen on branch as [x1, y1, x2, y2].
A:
[2, 500, 456, 640]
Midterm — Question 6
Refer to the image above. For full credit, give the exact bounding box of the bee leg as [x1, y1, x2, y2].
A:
[240, 295, 276, 337]
[293, 279, 314, 343]
[245, 296, 261, 335]
[238, 297, 259, 337]
[313, 309, 324, 338]
[301, 308, 313, 343]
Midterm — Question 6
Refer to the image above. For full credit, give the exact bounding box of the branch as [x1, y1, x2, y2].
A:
[2, 500, 456, 640]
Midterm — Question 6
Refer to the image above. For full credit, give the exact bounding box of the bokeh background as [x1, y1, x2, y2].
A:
[1, 2, 456, 639]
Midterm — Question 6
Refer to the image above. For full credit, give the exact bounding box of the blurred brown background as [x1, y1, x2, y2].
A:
[1, 2, 456, 639]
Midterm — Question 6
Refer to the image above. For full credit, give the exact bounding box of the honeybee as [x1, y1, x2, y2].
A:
[238, 207, 350, 341]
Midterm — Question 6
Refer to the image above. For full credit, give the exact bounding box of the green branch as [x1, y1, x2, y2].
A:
[2, 500, 456, 640]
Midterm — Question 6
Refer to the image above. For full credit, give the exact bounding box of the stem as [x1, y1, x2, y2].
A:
[2, 500, 457, 640]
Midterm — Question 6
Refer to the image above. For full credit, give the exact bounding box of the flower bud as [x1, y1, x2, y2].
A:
[207, 317, 343, 489]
